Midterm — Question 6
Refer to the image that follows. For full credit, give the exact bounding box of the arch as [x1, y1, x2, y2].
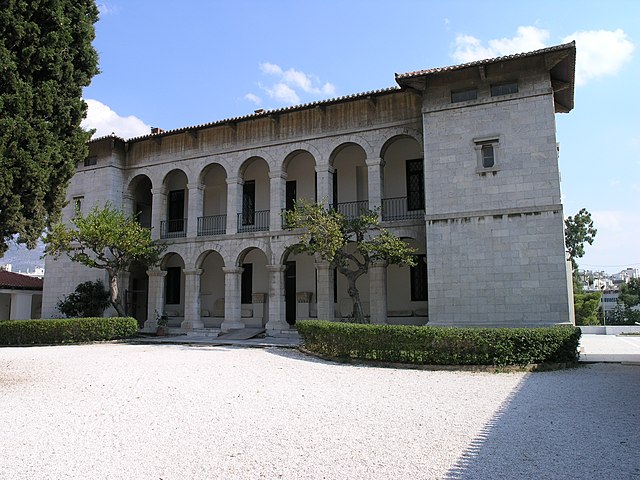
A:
[161, 168, 189, 188]
[160, 251, 186, 270]
[127, 173, 153, 193]
[330, 142, 368, 209]
[282, 149, 317, 207]
[237, 155, 271, 178]
[327, 135, 374, 162]
[198, 161, 229, 184]
[379, 133, 423, 160]
[236, 244, 269, 266]
[198, 249, 226, 325]
[282, 148, 318, 172]
[126, 174, 153, 227]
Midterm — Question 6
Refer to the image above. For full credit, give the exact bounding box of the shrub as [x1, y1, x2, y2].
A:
[57, 280, 111, 318]
[297, 320, 581, 366]
[0, 317, 138, 346]
[574, 292, 602, 326]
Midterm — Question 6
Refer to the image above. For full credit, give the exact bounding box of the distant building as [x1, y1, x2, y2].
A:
[43, 42, 577, 335]
[0, 270, 43, 320]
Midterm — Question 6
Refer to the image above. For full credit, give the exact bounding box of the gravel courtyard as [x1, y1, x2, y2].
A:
[1, 344, 638, 480]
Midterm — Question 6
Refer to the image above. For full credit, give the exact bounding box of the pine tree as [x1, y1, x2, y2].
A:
[0, 1, 99, 255]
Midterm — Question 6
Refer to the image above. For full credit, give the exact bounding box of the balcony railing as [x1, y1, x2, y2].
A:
[160, 218, 187, 239]
[335, 200, 369, 219]
[237, 210, 269, 233]
[197, 215, 226, 236]
[381, 197, 424, 221]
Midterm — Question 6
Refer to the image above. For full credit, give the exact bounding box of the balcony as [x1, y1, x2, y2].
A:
[197, 215, 226, 236]
[335, 200, 369, 219]
[160, 218, 187, 239]
[237, 210, 269, 233]
[381, 197, 424, 221]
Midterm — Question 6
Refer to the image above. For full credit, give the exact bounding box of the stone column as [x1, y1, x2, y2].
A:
[221, 266, 244, 330]
[366, 157, 383, 214]
[150, 188, 167, 240]
[265, 264, 288, 334]
[226, 177, 243, 234]
[269, 170, 286, 230]
[315, 261, 334, 322]
[122, 192, 135, 217]
[144, 270, 167, 331]
[181, 269, 204, 331]
[186, 183, 204, 237]
[369, 260, 388, 325]
[315, 164, 334, 209]
[9, 292, 33, 320]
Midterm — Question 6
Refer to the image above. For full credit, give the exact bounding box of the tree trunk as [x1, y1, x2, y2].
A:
[345, 273, 367, 324]
[108, 270, 126, 317]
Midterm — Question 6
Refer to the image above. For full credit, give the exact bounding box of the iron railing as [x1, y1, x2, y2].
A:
[381, 197, 424, 221]
[335, 200, 369, 219]
[160, 218, 187, 239]
[237, 210, 269, 233]
[197, 215, 226, 236]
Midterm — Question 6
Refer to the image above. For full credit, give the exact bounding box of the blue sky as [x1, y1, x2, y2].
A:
[82, 0, 639, 274]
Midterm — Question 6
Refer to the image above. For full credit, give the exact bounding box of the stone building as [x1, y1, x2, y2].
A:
[42, 42, 576, 335]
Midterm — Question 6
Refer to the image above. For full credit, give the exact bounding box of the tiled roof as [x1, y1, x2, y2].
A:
[395, 41, 576, 80]
[0, 270, 44, 290]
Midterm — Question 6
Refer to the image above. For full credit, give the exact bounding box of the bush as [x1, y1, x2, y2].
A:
[57, 280, 111, 318]
[0, 317, 138, 346]
[297, 320, 581, 366]
[574, 292, 602, 326]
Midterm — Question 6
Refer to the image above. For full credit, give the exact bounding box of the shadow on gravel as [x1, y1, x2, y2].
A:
[445, 364, 640, 479]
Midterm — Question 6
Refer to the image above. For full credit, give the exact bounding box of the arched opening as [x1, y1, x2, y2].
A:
[199, 164, 228, 236]
[283, 150, 317, 211]
[282, 248, 317, 325]
[126, 261, 149, 327]
[330, 143, 368, 218]
[128, 175, 153, 228]
[381, 136, 424, 221]
[161, 253, 185, 326]
[238, 157, 270, 232]
[386, 237, 428, 325]
[198, 250, 225, 328]
[237, 247, 269, 327]
[161, 170, 188, 238]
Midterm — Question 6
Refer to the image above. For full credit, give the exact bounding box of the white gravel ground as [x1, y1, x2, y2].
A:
[0, 344, 638, 480]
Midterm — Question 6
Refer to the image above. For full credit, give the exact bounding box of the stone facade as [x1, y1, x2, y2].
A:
[42, 42, 577, 333]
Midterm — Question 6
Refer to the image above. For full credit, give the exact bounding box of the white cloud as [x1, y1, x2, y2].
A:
[97, 3, 120, 16]
[81, 99, 150, 139]
[249, 62, 336, 106]
[562, 29, 635, 86]
[244, 93, 262, 105]
[452, 26, 549, 63]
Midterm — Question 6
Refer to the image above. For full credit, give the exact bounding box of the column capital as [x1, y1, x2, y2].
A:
[222, 266, 243, 275]
[365, 157, 384, 168]
[315, 164, 334, 174]
[266, 264, 287, 273]
[147, 269, 168, 277]
[151, 187, 167, 196]
[186, 183, 204, 191]
[226, 176, 243, 186]
[371, 259, 388, 268]
[268, 170, 287, 180]
[183, 268, 203, 276]
[314, 261, 333, 271]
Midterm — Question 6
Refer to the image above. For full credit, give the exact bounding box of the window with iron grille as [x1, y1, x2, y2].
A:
[241, 263, 253, 304]
[491, 81, 518, 97]
[84, 156, 97, 167]
[242, 180, 255, 225]
[411, 255, 428, 301]
[451, 88, 478, 103]
[165, 267, 181, 305]
[406, 159, 425, 211]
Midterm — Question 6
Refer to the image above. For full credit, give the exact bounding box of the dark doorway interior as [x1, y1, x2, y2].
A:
[285, 261, 296, 325]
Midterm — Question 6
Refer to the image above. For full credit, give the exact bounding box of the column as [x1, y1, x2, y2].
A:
[315, 261, 334, 322]
[269, 170, 286, 230]
[144, 269, 167, 331]
[366, 157, 383, 214]
[315, 164, 334, 209]
[186, 183, 204, 237]
[369, 260, 388, 325]
[122, 192, 135, 217]
[265, 264, 288, 334]
[226, 177, 242, 234]
[181, 269, 204, 331]
[221, 266, 244, 330]
[150, 187, 167, 240]
[9, 292, 33, 320]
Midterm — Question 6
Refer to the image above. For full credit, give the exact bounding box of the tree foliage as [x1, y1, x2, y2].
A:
[45, 203, 166, 316]
[573, 291, 602, 326]
[564, 208, 597, 273]
[57, 280, 110, 318]
[0, 1, 99, 255]
[610, 278, 640, 325]
[283, 199, 417, 323]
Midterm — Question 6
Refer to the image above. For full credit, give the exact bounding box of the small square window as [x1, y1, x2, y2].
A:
[84, 156, 97, 167]
[474, 138, 500, 173]
[73, 196, 84, 213]
[491, 81, 518, 97]
[481, 145, 494, 168]
[451, 88, 478, 103]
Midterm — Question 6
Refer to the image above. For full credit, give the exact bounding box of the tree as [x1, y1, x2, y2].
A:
[57, 280, 110, 318]
[564, 208, 597, 273]
[612, 278, 640, 325]
[0, 1, 99, 255]
[283, 199, 417, 324]
[45, 203, 166, 316]
[573, 291, 601, 326]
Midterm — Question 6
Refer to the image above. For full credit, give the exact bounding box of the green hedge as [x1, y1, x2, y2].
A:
[0, 317, 138, 346]
[297, 320, 581, 366]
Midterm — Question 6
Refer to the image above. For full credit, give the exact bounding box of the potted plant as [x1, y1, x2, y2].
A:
[155, 310, 168, 336]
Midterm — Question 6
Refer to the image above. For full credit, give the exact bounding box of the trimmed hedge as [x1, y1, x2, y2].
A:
[0, 317, 138, 346]
[297, 320, 581, 366]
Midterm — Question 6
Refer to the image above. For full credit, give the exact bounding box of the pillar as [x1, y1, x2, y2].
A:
[366, 157, 383, 214]
[150, 188, 167, 240]
[369, 260, 388, 325]
[122, 192, 135, 217]
[221, 266, 244, 330]
[9, 292, 33, 320]
[181, 269, 204, 331]
[186, 183, 204, 237]
[265, 264, 288, 334]
[315, 261, 334, 322]
[315, 164, 334, 209]
[269, 170, 286, 230]
[144, 269, 167, 331]
[226, 177, 242, 234]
